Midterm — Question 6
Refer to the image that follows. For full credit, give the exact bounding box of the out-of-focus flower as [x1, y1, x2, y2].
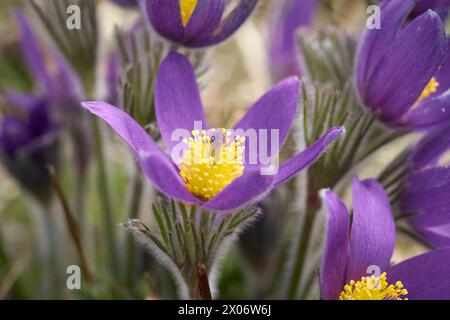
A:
[16, 11, 84, 110]
[401, 125, 450, 248]
[15, 11, 90, 172]
[355, 0, 450, 129]
[82, 51, 343, 211]
[0, 92, 59, 202]
[320, 177, 450, 300]
[141, 0, 258, 47]
[268, 0, 317, 81]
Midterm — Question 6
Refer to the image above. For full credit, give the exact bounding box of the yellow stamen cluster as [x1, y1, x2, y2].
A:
[417, 77, 439, 104]
[339, 272, 408, 300]
[180, 0, 198, 27]
[179, 129, 245, 201]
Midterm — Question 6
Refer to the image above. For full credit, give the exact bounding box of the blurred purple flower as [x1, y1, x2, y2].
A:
[0, 92, 59, 201]
[15, 11, 91, 172]
[268, 0, 317, 81]
[321, 177, 450, 300]
[401, 125, 450, 248]
[82, 51, 343, 211]
[141, 0, 258, 47]
[355, 0, 450, 129]
[15, 11, 84, 109]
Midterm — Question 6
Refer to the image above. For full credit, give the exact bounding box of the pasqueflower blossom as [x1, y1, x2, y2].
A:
[82, 51, 343, 211]
[401, 125, 450, 248]
[355, 0, 450, 129]
[141, 0, 258, 47]
[0, 93, 59, 201]
[321, 177, 450, 300]
[268, 0, 317, 81]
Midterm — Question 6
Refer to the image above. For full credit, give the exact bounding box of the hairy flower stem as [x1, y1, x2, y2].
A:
[125, 166, 144, 290]
[92, 118, 119, 278]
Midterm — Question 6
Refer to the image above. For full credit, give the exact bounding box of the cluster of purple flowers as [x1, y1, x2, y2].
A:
[1, 0, 450, 300]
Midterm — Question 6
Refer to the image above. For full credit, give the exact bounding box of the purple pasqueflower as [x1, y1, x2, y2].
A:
[400, 124, 450, 248]
[82, 51, 343, 211]
[268, 0, 317, 81]
[140, 0, 258, 48]
[355, 0, 450, 129]
[320, 177, 450, 300]
[0, 92, 59, 201]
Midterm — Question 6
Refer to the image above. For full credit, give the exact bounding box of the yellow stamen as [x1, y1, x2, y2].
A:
[180, 0, 198, 27]
[339, 272, 408, 300]
[179, 129, 245, 201]
[414, 77, 439, 108]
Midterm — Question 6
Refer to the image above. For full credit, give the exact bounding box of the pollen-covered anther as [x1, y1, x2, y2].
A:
[180, 0, 198, 27]
[339, 272, 408, 300]
[179, 129, 245, 201]
[414, 77, 439, 107]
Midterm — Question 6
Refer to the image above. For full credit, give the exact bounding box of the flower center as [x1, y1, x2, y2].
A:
[339, 272, 408, 300]
[179, 129, 245, 201]
[180, 0, 198, 27]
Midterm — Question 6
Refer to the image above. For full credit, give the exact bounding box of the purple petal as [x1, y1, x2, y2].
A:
[15, 11, 83, 106]
[346, 178, 395, 282]
[272, 127, 344, 188]
[268, 0, 317, 80]
[410, 222, 450, 248]
[364, 10, 447, 122]
[142, 0, 184, 42]
[356, 0, 416, 100]
[15, 11, 52, 90]
[410, 123, 450, 168]
[434, 43, 450, 96]
[203, 168, 274, 211]
[184, 0, 224, 42]
[233, 77, 299, 170]
[388, 248, 450, 300]
[5, 91, 44, 112]
[402, 91, 450, 128]
[155, 51, 207, 152]
[81, 101, 165, 158]
[50, 49, 84, 105]
[320, 189, 350, 300]
[139, 152, 202, 204]
[193, 0, 258, 47]
[411, 0, 450, 18]
[403, 167, 450, 227]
